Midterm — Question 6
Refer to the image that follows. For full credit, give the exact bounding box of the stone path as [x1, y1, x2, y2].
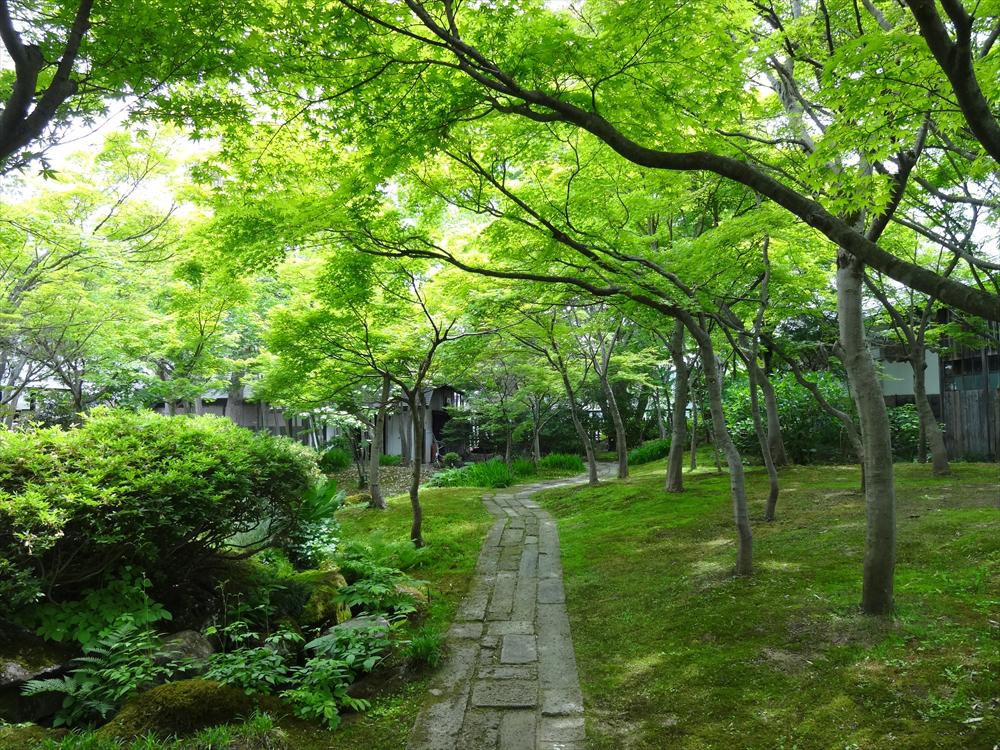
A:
[408, 471, 612, 750]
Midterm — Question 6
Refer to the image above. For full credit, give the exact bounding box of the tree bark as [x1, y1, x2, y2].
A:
[683, 314, 752, 575]
[406, 389, 425, 547]
[689, 383, 698, 471]
[758, 373, 788, 466]
[369, 374, 390, 509]
[911, 350, 950, 475]
[666, 319, 688, 493]
[749, 363, 780, 521]
[837, 250, 895, 616]
[398, 408, 411, 467]
[654, 387, 667, 440]
[557, 366, 598, 485]
[599, 371, 629, 479]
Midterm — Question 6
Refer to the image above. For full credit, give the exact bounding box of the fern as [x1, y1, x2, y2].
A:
[21, 620, 172, 727]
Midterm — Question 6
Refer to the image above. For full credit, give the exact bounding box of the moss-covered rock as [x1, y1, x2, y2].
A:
[0, 626, 73, 723]
[96, 679, 253, 740]
[0, 723, 66, 750]
[290, 569, 351, 627]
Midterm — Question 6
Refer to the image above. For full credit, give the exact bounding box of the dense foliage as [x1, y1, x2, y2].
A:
[0, 410, 318, 610]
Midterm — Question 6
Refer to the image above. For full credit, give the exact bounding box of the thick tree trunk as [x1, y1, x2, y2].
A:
[369, 374, 390, 510]
[225, 372, 243, 420]
[758, 372, 789, 466]
[666, 320, 688, 493]
[194, 396, 205, 416]
[684, 315, 753, 575]
[600, 373, 629, 479]
[837, 251, 895, 616]
[911, 351, 950, 475]
[407, 390, 425, 547]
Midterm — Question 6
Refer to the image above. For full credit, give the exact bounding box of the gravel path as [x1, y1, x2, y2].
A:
[407, 468, 614, 749]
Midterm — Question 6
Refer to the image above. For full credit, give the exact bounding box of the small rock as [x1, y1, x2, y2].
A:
[155, 630, 214, 666]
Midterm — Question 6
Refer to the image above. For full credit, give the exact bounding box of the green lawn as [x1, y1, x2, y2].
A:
[535, 457, 999, 750]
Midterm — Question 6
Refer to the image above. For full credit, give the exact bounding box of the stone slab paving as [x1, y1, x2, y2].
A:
[408, 469, 614, 750]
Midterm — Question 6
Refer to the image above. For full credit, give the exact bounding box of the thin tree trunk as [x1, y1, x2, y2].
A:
[758, 372, 789, 466]
[407, 390, 425, 547]
[370, 374, 391, 510]
[398, 410, 411, 467]
[654, 387, 667, 440]
[749, 363, 780, 521]
[684, 315, 752, 575]
[600, 373, 629, 479]
[504, 427, 513, 466]
[666, 319, 688, 493]
[558, 367, 598, 485]
[911, 351, 950, 475]
[837, 250, 895, 616]
[689, 384, 698, 471]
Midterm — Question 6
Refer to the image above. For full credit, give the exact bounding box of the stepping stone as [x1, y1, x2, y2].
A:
[471, 679, 538, 708]
[500, 634, 537, 664]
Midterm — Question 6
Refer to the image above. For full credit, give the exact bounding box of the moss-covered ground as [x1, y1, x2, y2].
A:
[534, 456, 999, 750]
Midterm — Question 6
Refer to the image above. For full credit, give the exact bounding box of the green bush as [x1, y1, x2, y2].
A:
[427, 459, 515, 488]
[0, 409, 319, 611]
[318, 447, 352, 473]
[725, 372, 854, 464]
[378, 453, 402, 466]
[440, 452, 461, 468]
[627, 438, 671, 465]
[511, 458, 537, 477]
[539, 453, 585, 472]
[888, 403, 921, 460]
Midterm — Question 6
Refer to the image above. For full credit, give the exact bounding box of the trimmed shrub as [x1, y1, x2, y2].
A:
[379, 453, 402, 466]
[441, 452, 461, 468]
[0, 409, 319, 610]
[319, 446, 352, 473]
[628, 438, 671, 465]
[539, 453, 585, 472]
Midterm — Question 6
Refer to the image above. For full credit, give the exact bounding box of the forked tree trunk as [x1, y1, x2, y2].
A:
[369, 374, 391, 510]
[911, 351, 950, 475]
[684, 315, 753, 575]
[837, 251, 895, 616]
[406, 390, 425, 547]
[666, 319, 688, 493]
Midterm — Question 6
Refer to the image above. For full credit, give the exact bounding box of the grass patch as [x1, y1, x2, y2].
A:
[540, 453, 586, 472]
[536, 457, 1000, 750]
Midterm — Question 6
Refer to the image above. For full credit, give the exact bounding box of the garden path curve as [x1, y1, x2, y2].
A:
[407, 466, 614, 750]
